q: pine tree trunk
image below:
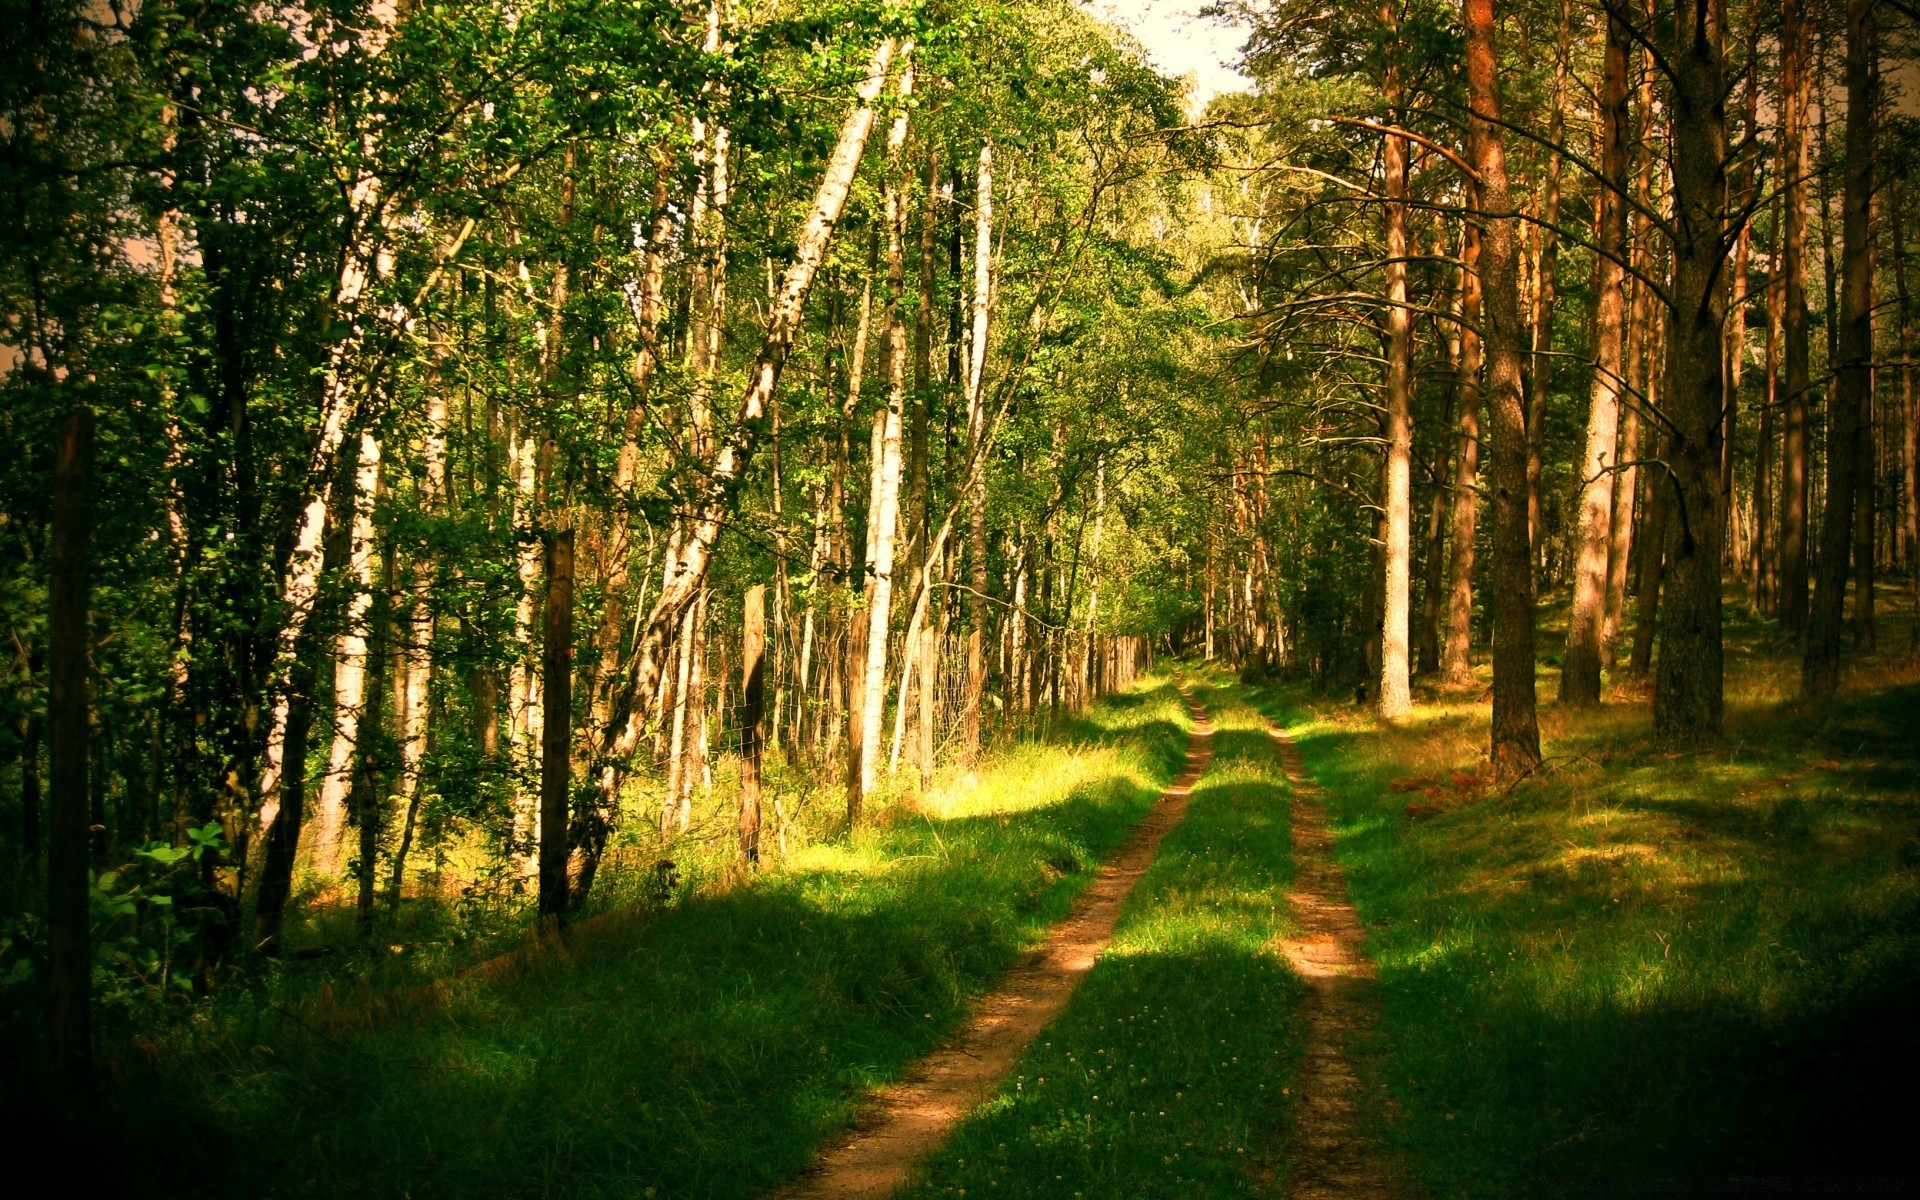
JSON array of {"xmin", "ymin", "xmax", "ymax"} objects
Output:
[
  {"xmin": 1562, "ymin": 8, "xmax": 1631, "ymax": 708},
  {"xmin": 1778, "ymin": 0, "xmax": 1814, "ymax": 633},
  {"xmin": 1377, "ymin": 34, "xmax": 1414, "ymax": 720},
  {"xmin": 1652, "ymin": 0, "xmax": 1730, "ymax": 745},
  {"xmin": 1442, "ymin": 217, "xmax": 1483, "ymax": 687},
  {"xmin": 1526, "ymin": 1, "xmax": 1570, "ymax": 559},
  {"xmin": 1893, "ymin": 176, "xmax": 1917, "ymax": 653},
  {"xmin": 1463, "ymin": 0, "xmax": 1542, "ymax": 776},
  {"xmin": 1804, "ymin": 0, "xmax": 1876, "ymax": 698}
]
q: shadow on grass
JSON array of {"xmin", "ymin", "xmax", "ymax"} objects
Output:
[
  {"xmin": 1239, "ymin": 675, "xmax": 1920, "ymax": 1198},
  {"xmin": 22, "ymin": 688, "xmax": 1192, "ymax": 1199}
]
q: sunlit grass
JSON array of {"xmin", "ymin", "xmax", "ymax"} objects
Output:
[
  {"xmin": 76, "ymin": 680, "xmax": 1193, "ymax": 1200},
  {"xmin": 903, "ymin": 681, "xmax": 1308, "ymax": 1200},
  {"xmin": 1238, "ymin": 594, "xmax": 1920, "ymax": 1196}
]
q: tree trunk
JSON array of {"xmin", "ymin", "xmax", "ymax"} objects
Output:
[
  {"xmin": 1893, "ymin": 175, "xmax": 1917, "ymax": 654},
  {"xmin": 857, "ymin": 63, "xmax": 914, "ymax": 806},
  {"xmin": 539, "ymin": 530, "xmax": 574, "ymax": 923},
  {"xmin": 1778, "ymin": 0, "xmax": 1814, "ymax": 633},
  {"xmin": 1526, "ymin": 0, "xmax": 1571, "ymax": 559},
  {"xmin": 1441, "ymin": 216, "xmax": 1483, "ymax": 687},
  {"xmin": 1463, "ymin": 0, "xmax": 1542, "ymax": 776},
  {"xmin": 313, "ymin": 433, "xmax": 382, "ymax": 876},
  {"xmin": 962, "ymin": 141, "xmax": 995, "ymax": 755},
  {"xmin": 1755, "ymin": 190, "xmax": 1783, "ymax": 615},
  {"xmin": 1804, "ymin": 0, "xmax": 1875, "ymax": 699},
  {"xmin": 1652, "ymin": 0, "xmax": 1730, "ymax": 745},
  {"xmin": 739, "ymin": 584, "xmax": 766, "ymax": 866},
  {"xmin": 386, "ymin": 376, "xmax": 447, "ymax": 909},
  {"xmin": 352, "ymin": 545, "xmax": 394, "ymax": 938},
  {"xmin": 1562, "ymin": 7, "xmax": 1631, "ymax": 708},
  {"xmin": 1377, "ymin": 30, "xmax": 1414, "ymax": 721},
  {"xmin": 48, "ymin": 407, "xmax": 92, "ymax": 1077}
]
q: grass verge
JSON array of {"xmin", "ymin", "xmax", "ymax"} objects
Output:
[
  {"xmin": 901, "ymin": 678, "xmax": 1308, "ymax": 1200},
  {"xmin": 65, "ymin": 680, "xmax": 1191, "ymax": 1199},
  {"xmin": 1238, "ymin": 611, "xmax": 1920, "ymax": 1197}
]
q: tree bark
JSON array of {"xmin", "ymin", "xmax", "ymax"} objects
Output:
[
  {"xmin": 1653, "ymin": 0, "xmax": 1730, "ymax": 745},
  {"xmin": 1463, "ymin": 0, "xmax": 1541, "ymax": 776},
  {"xmin": 1803, "ymin": 0, "xmax": 1875, "ymax": 699},
  {"xmin": 962, "ymin": 141, "xmax": 995, "ymax": 755},
  {"xmin": 539, "ymin": 530, "xmax": 573, "ymax": 923},
  {"xmin": 858, "ymin": 62, "xmax": 915, "ymax": 806},
  {"xmin": 1526, "ymin": 0, "xmax": 1571, "ymax": 558},
  {"xmin": 1441, "ymin": 217, "xmax": 1483, "ymax": 687},
  {"xmin": 48, "ymin": 407, "xmax": 92, "ymax": 1077},
  {"xmin": 1778, "ymin": 0, "xmax": 1814, "ymax": 633},
  {"xmin": 312, "ymin": 432, "xmax": 382, "ymax": 876},
  {"xmin": 739, "ymin": 584, "xmax": 766, "ymax": 866},
  {"xmin": 1377, "ymin": 22, "xmax": 1414, "ymax": 721},
  {"xmin": 1562, "ymin": 7, "xmax": 1631, "ymax": 707},
  {"xmin": 1893, "ymin": 174, "xmax": 1917, "ymax": 654}
]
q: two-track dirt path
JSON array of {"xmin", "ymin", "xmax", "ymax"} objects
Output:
[
  {"xmin": 771, "ymin": 685, "xmax": 1215, "ymax": 1200},
  {"xmin": 1266, "ymin": 719, "xmax": 1402, "ymax": 1198}
]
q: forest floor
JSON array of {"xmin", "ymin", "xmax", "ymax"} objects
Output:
[{"xmin": 1236, "ymin": 589, "xmax": 1920, "ymax": 1197}]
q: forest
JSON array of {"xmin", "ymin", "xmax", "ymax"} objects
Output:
[{"xmin": 3, "ymin": 0, "xmax": 1917, "ymax": 1194}]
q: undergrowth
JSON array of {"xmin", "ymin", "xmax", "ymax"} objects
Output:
[{"xmin": 35, "ymin": 679, "xmax": 1192, "ymax": 1200}]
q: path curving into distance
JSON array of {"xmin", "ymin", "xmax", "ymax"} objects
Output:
[
  {"xmin": 771, "ymin": 684, "xmax": 1215, "ymax": 1200},
  {"xmin": 1266, "ymin": 718, "xmax": 1402, "ymax": 1198}
]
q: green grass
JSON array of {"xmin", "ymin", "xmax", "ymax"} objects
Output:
[
  {"xmin": 73, "ymin": 680, "xmax": 1191, "ymax": 1199},
  {"xmin": 1238, "ymin": 604, "xmax": 1920, "ymax": 1197},
  {"xmin": 900, "ymin": 679, "xmax": 1308, "ymax": 1200}
]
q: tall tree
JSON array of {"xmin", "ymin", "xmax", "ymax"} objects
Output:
[
  {"xmin": 1376, "ymin": 2, "xmax": 1414, "ymax": 722},
  {"xmin": 1463, "ymin": 0, "xmax": 1541, "ymax": 776},
  {"xmin": 1804, "ymin": 0, "xmax": 1877, "ymax": 699},
  {"xmin": 1778, "ymin": 0, "xmax": 1814, "ymax": 633},
  {"xmin": 1652, "ymin": 0, "xmax": 1731, "ymax": 744},
  {"xmin": 1562, "ymin": 7, "xmax": 1632, "ymax": 708}
]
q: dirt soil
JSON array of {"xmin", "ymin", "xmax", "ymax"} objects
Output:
[{"xmin": 1266, "ymin": 720, "xmax": 1403, "ymax": 1199}]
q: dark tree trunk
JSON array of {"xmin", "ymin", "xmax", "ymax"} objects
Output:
[
  {"xmin": 1804, "ymin": 0, "xmax": 1876, "ymax": 698},
  {"xmin": 1652, "ymin": 0, "xmax": 1731, "ymax": 745},
  {"xmin": 250, "ymin": 657, "xmax": 315, "ymax": 952},
  {"xmin": 540, "ymin": 530, "xmax": 574, "ymax": 920},
  {"xmin": 1778, "ymin": 0, "xmax": 1814, "ymax": 633},
  {"xmin": 739, "ymin": 583, "xmax": 767, "ymax": 867},
  {"xmin": 1463, "ymin": 0, "xmax": 1541, "ymax": 777},
  {"xmin": 1442, "ymin": 219, "xmax": 1483, "ymax": 686},
  {"xmin": 48, "ymin": 407, "xmax": 93, "ymax": 1077}
]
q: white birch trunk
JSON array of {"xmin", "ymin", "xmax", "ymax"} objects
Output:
[{"xmin": 311, "ymin": 432, "xmax": 381, "ymax": 876}]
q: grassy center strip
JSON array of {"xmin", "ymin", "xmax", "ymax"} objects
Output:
[
  {"xmin": 104, "ymin": 683, "xmax": 1193, "ymax": 1200},
  {"xmin": 900, "ymin": 679, "xmax": 1307, "ymax": 1200}
]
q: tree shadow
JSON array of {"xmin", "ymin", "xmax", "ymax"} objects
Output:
[{"xmin": 1241, "ymin": 677, "xmax": 1920, "ymax": 1196}]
